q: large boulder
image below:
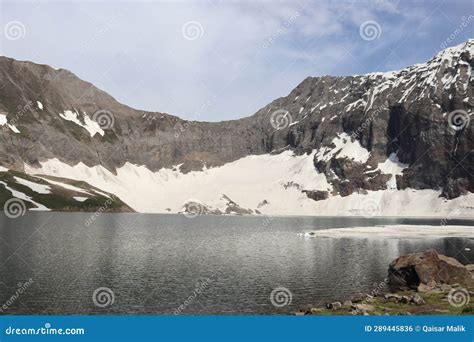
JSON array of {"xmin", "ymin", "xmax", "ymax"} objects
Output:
[{"xmin": 387, "ymin": 250, "xmax": 470, "ymax": 291}]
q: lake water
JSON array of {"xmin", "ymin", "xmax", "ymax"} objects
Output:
[{"xmin": 0, "ymin": 213, "xmax": 473, "ymax": 315}]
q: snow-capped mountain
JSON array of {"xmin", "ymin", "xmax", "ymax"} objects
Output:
[{"xmin": 0, "ymin": 40, "xmax": 472, "ymax": 216}]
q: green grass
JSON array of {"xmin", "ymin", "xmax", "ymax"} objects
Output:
[
  {"xmin": 0, "ymin": 171, "xmax": 132, "ymax": 212},
  {"xmin": 304, "ymin": 289, "xmax": 474, "ymax": 316}
]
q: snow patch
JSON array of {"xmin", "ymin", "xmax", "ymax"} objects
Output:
[
  {"xmin": 316, "ymin": 132, "xmax": 370, "ymax": 163},
  {"xmin": 24, "ymin": 157, "xmax": 474, "ymax": 217},
  {"xmin": 13, "ymin": 176, "xmax": 51, "ymax": 194},
  {"xmin": 0, "ymin": 114, "xmax": 20, "ymax": 134},
  {"xmin": 375, "ymin": 153, "xmax": 409, "ymax": 189},
  {"xmin": 305, "ymin": 225, "xmax": 474, "ymax": 239},
  {"xmin": 59, "ymin": 110, "xmax": 104, "ymax": 137},
  {"xmin": 0, "ymin": 181, "xmax": 49, "ymax": 211},
  {"xmin": 34, "ymin": 177, "xmax": 92, "ymax": 196},
  {"xmin": 25, "ymin": 151, "xmax": 331, "ymax": 214},
  {"xmin": 73, "ymin": 196, "xmax": 88, "ymax": 202}
]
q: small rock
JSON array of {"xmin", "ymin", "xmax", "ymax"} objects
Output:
[
  {"xmin": 343, "ymin": 300, "xmax": 352, "ymax": 307},
  {"xmin": 385, "ymin": 293, "xmax": 402, "ymax": 301},
  {"xmin": 417, "ymin": 283, "xmax": 434, "ymax": 293},
  {"xmin": 465, "ymin": 264, "xmax": 474, "ymax": 272},
  {"xmin": 437, "ymin": 283, "xmax": 452, "ymax": 292},
  {"xmin": 351, "ymin": 295, "xmax": 364, "ymax": 303},
  {"xmin": 310, "ymin": 307, "xmax": 324, "ymax": 314},
  {"xmin": 352, "ymin": 304, "xmax": 375, "ymax": 312},
  {"xmin": 410, "ymin": 294, "xmax": 425, "ymax": 306},
  {"xmin": 400, "ymin": 296, "xmax": 411, "ymax": 304},
  {"xmin": 326, "ymin": 301, "xmax": 342, "ymax": 310}
]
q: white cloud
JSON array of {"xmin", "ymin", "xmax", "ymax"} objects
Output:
[{"xmin": 0, "ymin": 0, "xmax": 470, "ymax": 121}]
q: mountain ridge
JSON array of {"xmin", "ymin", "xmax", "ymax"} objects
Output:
[{"xmin": 0, "ymin": 40, "xmax": 472, "ymax": 215}]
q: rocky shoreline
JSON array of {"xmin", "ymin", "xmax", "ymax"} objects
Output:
[{"xmin": 297, "ymin": 250, "xmax": 474, "ymax": 316}]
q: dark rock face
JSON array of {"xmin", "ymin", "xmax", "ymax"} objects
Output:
[
  {"xmin": 387, "ymin": 249, "xmax": 470, "ymax": 291},
  {"xmin": 302, "ymin": 190, "xmax": 329, "ymax": 201},
  {"xmin": 0, "ymin": 40, "xmax": 472, "ymax": 199}
]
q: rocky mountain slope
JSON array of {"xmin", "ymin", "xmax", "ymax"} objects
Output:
[
  {"xmin": 0, "ymin": 167, "xmax": 132, "ymax": 214},
  {"xmin": 0, "ymin": 40, "xmax": 472, "ymax": 216}
]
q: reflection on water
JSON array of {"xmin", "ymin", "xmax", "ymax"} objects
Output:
[{"xmin": 0, "ymin": 213, "xmax": 472, "ymax": 315}]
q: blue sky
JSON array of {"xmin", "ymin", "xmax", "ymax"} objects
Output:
[{"xmin": 0, "ymin": 0, "xmax": 472, "ymax": 121}]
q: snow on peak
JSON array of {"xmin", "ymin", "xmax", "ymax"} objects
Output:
[
  {"xmin": 59, "ymin": 110, "xmax": 104, "ymax": 137},
  {"xmin": 436, "ymin": 39, "xmax": 473, "ymax": 60}
]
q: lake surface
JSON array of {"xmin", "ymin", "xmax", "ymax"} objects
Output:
[{"xmin": 0, "ymin": 213, "xmax": 473, "ymax": 315}]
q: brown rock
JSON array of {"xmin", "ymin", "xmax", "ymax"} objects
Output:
[
  {"xmin": 302, "ymin": 190, "xmax": 329, "ymax": 201},
  {"xmin": 351, "ymin": 303, "xmax": 375, "ymax": 315},
  {"xmin": 384, "ymin": 293, "xmax": 402, "ymax": 302},
  {"xmin": 417, "ymin": 283, "xmax": 434, "ymax": 293},
  {"xmin": 387, "ymin": 250, "xmax": 470, "ymax": 291},
  {"xmin": 400, "ymin": 296, "xmax": 411, "ymax": 304},
  {"xmin": 343, "ymin": 300, "xmax": 353, "ymax": 307},
  {"xmin": 410, "ymin": 294, "xmax": 425, "ymax": 306}
]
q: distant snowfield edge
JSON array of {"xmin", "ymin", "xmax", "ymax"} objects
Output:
[{"xmin": 23, "ymin": 150, "xmax": 474, "ymax": 218}]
